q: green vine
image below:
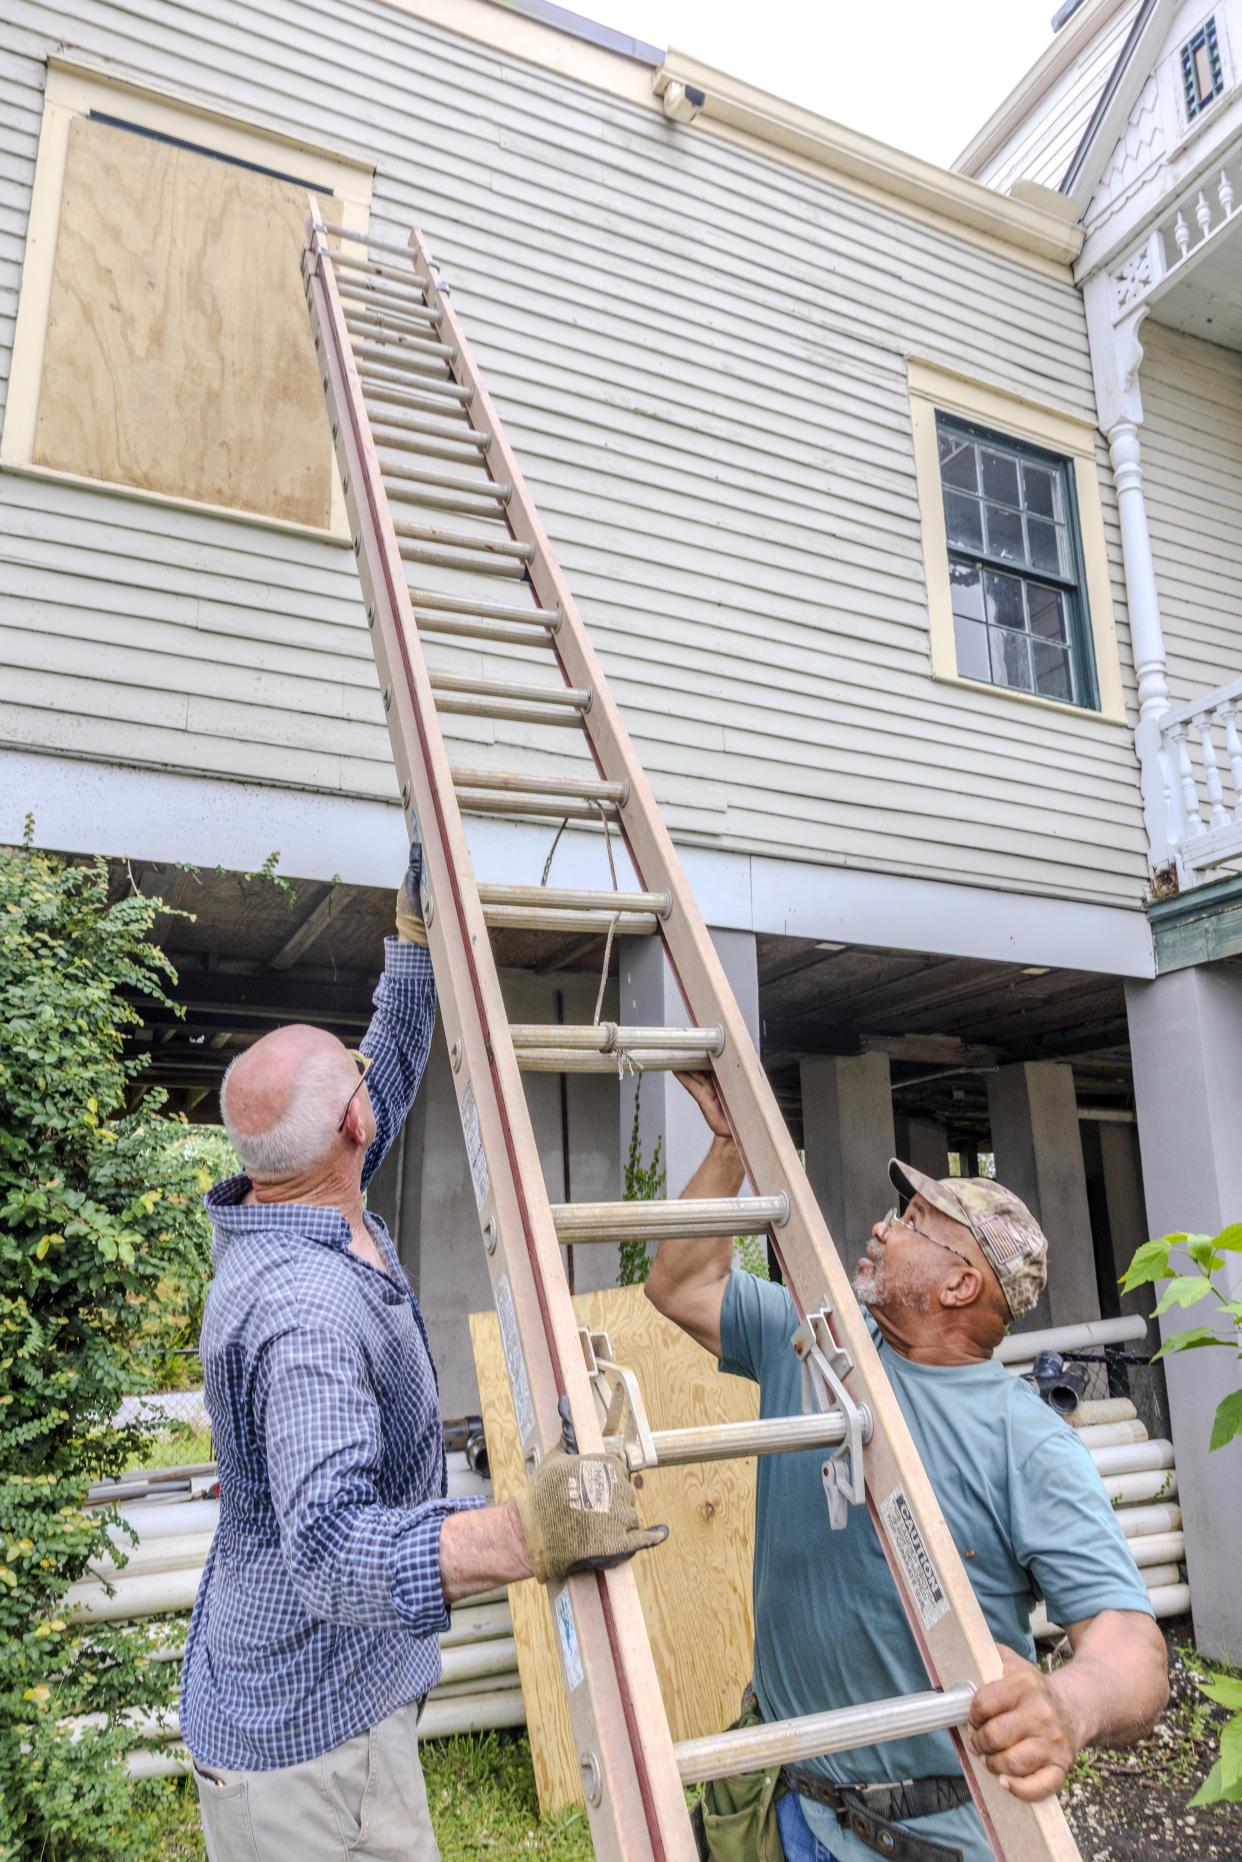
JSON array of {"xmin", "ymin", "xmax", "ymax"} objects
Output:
[{"xmin": 617, "ymin": 1085, "xmax": 665, "ymax": 1287}]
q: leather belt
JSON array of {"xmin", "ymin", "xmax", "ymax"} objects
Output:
[{"xmin": 780, "ymin": 1765, "xmax": 969, "ymax": 1862}]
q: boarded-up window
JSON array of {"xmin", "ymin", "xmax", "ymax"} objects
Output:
[{"xmin": 32, "ymin": 115, "xmax": 339, "ymax": 528}]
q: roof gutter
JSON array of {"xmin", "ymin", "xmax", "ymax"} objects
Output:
[{"xmin": 653, "ymin": 51, "xmax": 1084, "ymax": 268}]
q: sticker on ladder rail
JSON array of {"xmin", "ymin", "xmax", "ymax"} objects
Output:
[
  {"xmin": 458, "ymin": 1081, "xmax": 490, "ymax": 1210},
  {"xmin": 553, "ymin": 1585, "xmax": 584, "ymax": 1692},
  {"xmin": 495, "ymin": 1274, "xmax": 535, "ymax": 1446},
  {"xmin": 878, "ymin": 1487, "xmax": 950, "ymax": 1630}
]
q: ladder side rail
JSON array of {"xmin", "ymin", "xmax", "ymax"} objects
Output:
[
  {"xmin": 303, "ymin": 211, "xmax": 693, "ymax": 1862},
  {"xmin": 407, "ymin": 225, "xmax": 1079, "ymax": 1862}
]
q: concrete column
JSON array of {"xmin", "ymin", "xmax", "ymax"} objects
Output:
[
  {"xmin": 903, "ymin": 1117, "xmax": 950, "ymax": 1182},
  {"xmin": 1097, "ymin": 1120, "xmax": 1155, "ymax": 1336},
  {"xmin": 618, "ymin": 929, "xmax": 760, "ymax": 1200},
  {"xmin": 986, "ymin": 1061, "xmax": 1099, "ymax": 1329},
  {"xmin": 1126, "ymin": 966, "xmax": 1242, "ymax": 1662},
  {"xmin": 800, "ymin": 1052, "xmax": 895, "ymax": 1260}
]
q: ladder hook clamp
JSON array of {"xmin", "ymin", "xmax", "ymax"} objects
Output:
[{"xmin": 793, "ymin": 1306, "xmax": 868, "ymax": 1531}]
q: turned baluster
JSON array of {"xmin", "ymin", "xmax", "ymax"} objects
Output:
[
  {"xmin": 1221, "ymin": 699, "xmax": 1242, "ymax": 825},
  {"xmin": 1220, "ymin": 169, "xmax": 1235, "ymax": 218},
  {"xmin": 1169, "ymin": 721, "xmax": 1206, "ymax": 836},
  {"xmin": 1196, "ymin": 712, "xmax": 1229, "ymax": 828},
  {"xmin": 1174, "ymin": 209, "xmax": 1191, "ymax": 259},
  {"xmin": 1196, "ymin": 189, "xmax": 1213, "ymax": 241}
]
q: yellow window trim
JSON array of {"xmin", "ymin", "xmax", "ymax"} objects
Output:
[
  {"xmin": 2, "ymin": 57, "xmax": 374, "ymax": 541},
  {"xmin": 907, "ymin": 359, "xmax": 1127, "ymax": 726}
]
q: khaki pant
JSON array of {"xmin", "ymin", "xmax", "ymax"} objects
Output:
[{"xmin": 192, "ymin": 1699, "xmax": 440, "ymax": 1861}]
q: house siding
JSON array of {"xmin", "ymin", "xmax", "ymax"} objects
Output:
[
  {"xmin": 0, "ymin": 0, "xmax": 1149, "ymax": 905},
  {"xmin": 972, "ymin": 2, "xmax": 1142, "ymax": 194},
  {"xmin": 1140, "ymin": 320, "xmax": 1242, "ymax": 705}
]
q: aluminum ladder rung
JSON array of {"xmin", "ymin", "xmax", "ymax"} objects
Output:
[
  {"xmin": 353, "ymin": 339, "xmax": 457, "ymax": 380},
  {"xmin": 429, "ymin": 672, "xmax": 588, "ymax": 708},
  {"xmin": 337, "ymin": 280, "xmax": 442, "ymax": 325},
  {"xmin": 385, "ymin": 482, "xmax": 512, "ymax": 521},
  {"xmin": 481, "ymin": 903, "xmax": 657, "ymax": 934},
  {"xmin": 329, "ymin": 249, "xmax": 434, "ymax": 291},
  {"xmin": 366, "ymin": 389, "xmax": 476, "ymax": 429},
  {"xmin": 401, "ymin": 545, "xmax": 527, "ymax": 580},
  {"xmin": 479, "ymin": 883, "xmax": 663, "ymax": 914},
  {"xmin": 413, "ymin": 591, "xmax": 558, "ymax": 625},
  {"xmin": 451, "ymin": 765, "xmax": 620, "ymax": 800},
  {"xmin": 314, "ymin": 218, "xmax": 425, "ymax": 260},
  {"xmin": 510, "ymin": 1023, "xmax": 721, "ymax": 1053},
  {"xmin": 551, "ymin": 1195, "xmax": 789, "ymax": 1245},
  {"xmin": 385, "ymin": 462, "xmax": 511, "ymax": 502},
  {"xmin": 345, "ymin": 303, "xmax": 445, "ymax": 342},
  {"xmin": 674, "ymin": 1686, "xmax": 976, "ymax": 1786},
  {"xmin": 414, "ymin": 611, "xmax": 556, "ymax": 646},
  {"xmin": 360, "ymin": 367, "xmax": 471, "ymax": 405},
  {"xmin": 606, "ymin": 1412, "xmax": 851, "ymax": 1468},
  {"xmin": 373, "ymin": 418, "xmax": 490, "ymax": 460},
  {"xmin": 345, "ymin": 319, "xmax": 456, "ymax": 361},
  {"xmin": 455, "ymin": 789, "xmax": 621, "ymax": 822},
  {"xmin": 394, "ymin": 520, "xmax": 531, "ymax": 560}
]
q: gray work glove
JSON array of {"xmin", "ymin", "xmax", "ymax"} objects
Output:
[
  {"xmin": 394, "ymin": 838, "xmax": 428, "ymax": 946},
  {"xmin": 516, "ymin": 1449, "xmax": 668, "ymax": 1584}
]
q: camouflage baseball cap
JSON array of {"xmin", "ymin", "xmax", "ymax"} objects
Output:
[{"xmin": 888, "ymin": 1159, "xmax": 1048, "ymax": 1322}]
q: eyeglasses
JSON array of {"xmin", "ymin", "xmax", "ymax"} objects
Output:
[
  {"xmin": 338, "ymin": 1050, "xmax": 373, "ymax": 1133},
  {"xmin": 880, "ymin": 1207, "xmax": 977, "ymax": 1271}
]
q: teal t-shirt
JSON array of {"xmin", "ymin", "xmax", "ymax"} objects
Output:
[{"xmin": 719, "ymin": 1270, "xmax": 1153, "ymax": 1862}]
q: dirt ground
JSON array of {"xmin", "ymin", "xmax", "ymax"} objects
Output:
[{"xmin": 1061, "ymin": 1620, "xmax": 1242, "ymax": 1860}]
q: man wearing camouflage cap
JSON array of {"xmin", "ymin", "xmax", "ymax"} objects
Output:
[{"xmin": 647, "ymin": 1076, "xmax": 1169, "ymax": 1862}]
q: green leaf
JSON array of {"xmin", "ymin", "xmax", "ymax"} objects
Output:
[
  {"xmin": 1223, "ymin": 1715, "xmax": 1242, "ymax": 1794},
  {"xmin": 1152, "ymin": 1325, "xmax": 1227, "ymax": 1360},
  {"xmin": 1203, "ymin": 1678, "xmax": 1242, "ymax": 1711},
  {"xmin": 1214, "ymin": 1223, "xmax": 1242, "ymax": 1254},
  {"xmin": 1151, "ymin": 1275, "xmax": 1214, "ymax": 1317},
  {"xmin": 1188, "ymin": 1236, "xmax": 1224, "ymax": 1272},
  {"xmin": 1210, "ymin": 1389, "xmax": 1242, "ymax": 1452},
  {"xmin": 1191, "ymin": 1759, "xmax": 1227, "ymax": 1807},
  {"xmin": 1119, "ymin": 1236, "xmax": 1174, "ymax": 1291}
]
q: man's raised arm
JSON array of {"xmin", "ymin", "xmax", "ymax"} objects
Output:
[
  {"xmin": 644, "ymin": 1072, "xmax": 743, "ymax": 1360},
  {"xmin": 360, "ymin": 843, "xmax": 438, "ymax": 1187}
]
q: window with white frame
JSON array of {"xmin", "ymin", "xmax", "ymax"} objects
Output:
[{"xmin": 936, "ymin": 415, "xmax": 1098, "ymax": 709}]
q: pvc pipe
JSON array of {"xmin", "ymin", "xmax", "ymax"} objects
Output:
[
  {"xmin": 1070, "ymin": 1399, "xmax": 1138, "ymax": 1428},
  {"xmin": 92, "ymin": 1533, "xmax": 215, "ymax": 1582},
  {"xmin": 419, "ymin": 1689, "xmax": 527, "ymax": 1739},
  {"xmin": 1074, "ymin": 1420, "xmax": 1148, "ymax": 1449},
  {"xmin": 65, "ymin": 1566, "xmax": 202, "ymax": 1622},
  {"xmin": 1115, "ymin": 1502, "xmax": 1181, "ymax": 1538},
  {"xmin": 1140, "ymin": 1564, "xmax": 1183, "ymax": 1591},
  {"xmin": 440, "ymin": 1603, "xmax": 513, "ymax": 1648},
  {"xmin": 995, "ymin": 1316, "xmax": 1148, "ymax": 1364},
  {"xmin": 1088, "ymin": 1440, "xmax": 1175, "ymax": 1478},
  {"xmin": 1102, "ymin": 1469, "xmax": 1178, "ymax": 1507},
  {"xmin": 438, "ymin": 1637, "xmax": 519, "ymax": 1688},
  {"xmin": 430, "ymin": 1671, "xmax": 521, "ymax": 1702},
  {"xmin": 116, "ymin": 1499, "xmax": 219, "ymax": 1541},
  {"xmin": 1128, "ymin": 1532, "xmax": 1186, "ymax": 1568},
  {"xmin": 127, "ymin": 1748, "xmax": 191, "ymax": 1779}
]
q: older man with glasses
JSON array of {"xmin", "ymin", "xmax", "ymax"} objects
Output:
[
  {"xmin": 647, "ymin": 1073, "xmax": 1168, "ymax": 1862},
  {"xmin": 181, "ymin": 845, "xmax": 664, "ymax": 1861}
]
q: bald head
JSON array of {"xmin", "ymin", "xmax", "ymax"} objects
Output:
[{"xmin": 220, "ymin": 1024, "xmax": 361, "ymax": 1179}]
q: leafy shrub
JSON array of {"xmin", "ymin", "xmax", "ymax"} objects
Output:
[{"xmin": 0, "ymin": 831, "xmax": 219, "ymax": 1859}]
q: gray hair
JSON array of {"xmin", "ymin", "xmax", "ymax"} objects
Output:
[{"xmin": 220, "ymin": 1048, "xmax": 352, "ymax": 1177}]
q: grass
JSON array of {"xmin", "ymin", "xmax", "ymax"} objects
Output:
[
  {"xmin": 127, "ymin": 1426, "xmax": 214, "ymax": 1472},
  {"xmin": 145, "ymin": 1731, "xmax": 594, "ymax": 1859}
]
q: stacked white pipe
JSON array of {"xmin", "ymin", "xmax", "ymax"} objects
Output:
[
  {"xmin": 994, "ymin": 1315, "xmax": 1189, "ymax": 1636},
  {"xmin": 66, "ymin": 1451, "xmax": 522, "ymax": 1778}
]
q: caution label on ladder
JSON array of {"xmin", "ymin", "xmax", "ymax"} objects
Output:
[
  {"xmin": 554, "ymin": 1585, "xmax": 584, "ymax": 1691},
  {"xmin": 459, "ymin": 1082, "xmax": 490, "ymax": 1210},
  {"xmin": 879, "ymin": 1488, "xmax": 950, "ymax": 1630},
  {"xmin": 495, "ymin": 1273, "xmax": 535, "ymax": 1446}
]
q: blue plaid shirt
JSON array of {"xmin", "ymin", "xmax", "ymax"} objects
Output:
[{"xmin": 181, "ymin": 937, "xmax": 485, "ymax": 1770}]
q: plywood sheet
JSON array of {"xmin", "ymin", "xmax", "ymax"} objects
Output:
[
  {"xmin": 470, "ymin": 1284, "xmax": 759, "ymax": 1811},
  {"xmin": 34, "ymin": 116, "xmax": 336, "ymax": 527}
]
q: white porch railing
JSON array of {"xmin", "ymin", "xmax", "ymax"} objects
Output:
[
  {"xmin": 1142, "ymin": 677, "xmax": 1242, "ymax": 883},
  {"xmin": 1111, "ymin": 147, "xmax": 1242, "ymax": 322}
]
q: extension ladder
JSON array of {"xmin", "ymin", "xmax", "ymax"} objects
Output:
[{"xmin": 301, "ymin": 211, "xmax": 1081, "ymax": 1862}]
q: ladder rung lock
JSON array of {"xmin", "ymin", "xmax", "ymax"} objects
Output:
[
  {"xmin": 613, "ymin": 1413, "xmax": 851, "ymax": 1468},
  {"xmin": 673, "ymin": 1685, "xmax": 976, "ymax": 1786},
  {"xmin": 451, "ymin": 766, "xmax": 620, "ymax": 801},
  {"xmin": 551, "ymin": 1195, "xmax": 789, "ymax": 1244},
  {"xmin": 479, "ymin": 903, "xmax": 655, "ymax": 933},
  {"xmin": 412, "ymin": 592, "xmax": 558, "ymax": 625},
  {"xmin": 429, "ymin": 673, "xmax": 589, "ymax": 709},
  {"xmin": 395, "ymin": 521, "xmax": 531, "ymax": 559},
  {"xmin": 509, "ymin": 1022, "xmax": 721, "ymax": 1052},
  {"xmin": 516, "ymin": 1048, "xmax": 712, "ymax": 1073},
  {"xmin": 478, "ymin": 884, "xmax": 664, "ymax": 913},
  {"xmin": 456, "ymin": 792, "xmax": 624, "ymax": 824}
]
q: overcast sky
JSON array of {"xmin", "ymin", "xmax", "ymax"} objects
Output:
[{"xmin": 572, "ymin": 0, "xmax": 1062, "ymax": 167}]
